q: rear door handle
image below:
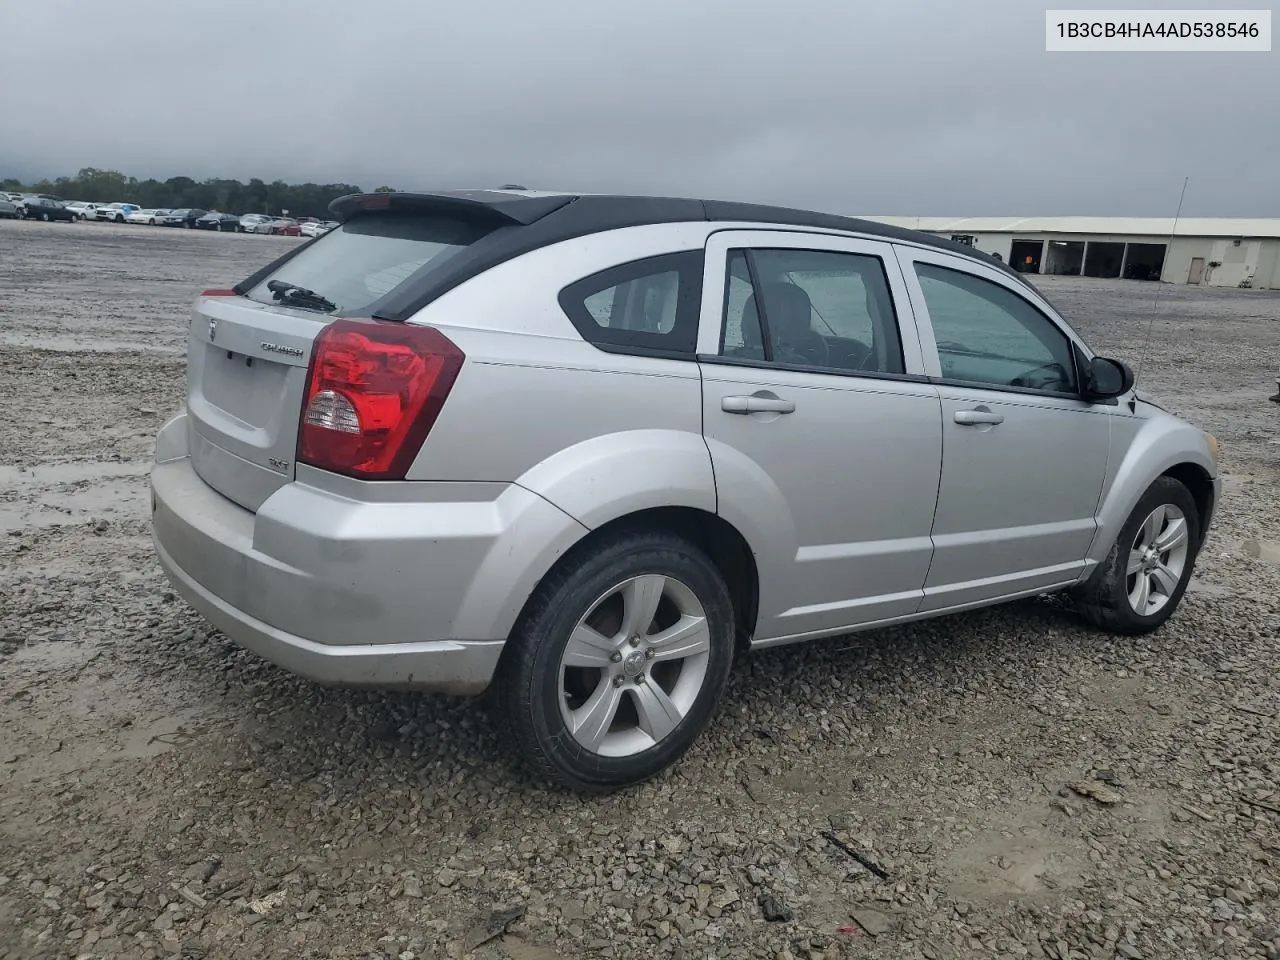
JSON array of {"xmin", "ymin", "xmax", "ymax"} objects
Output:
[
  {"xmin": 954, "ymin": 408, "xmax": 1005, "ymax": 426},
  {"xmin": 722, "ymin": 395, "xmax": 796, "ymax": 415}
]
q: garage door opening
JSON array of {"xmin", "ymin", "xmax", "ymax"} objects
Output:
[
  {"xmin": 1123, "ymin": 243, "xmax": 1166, "ymax": 281},
  {"xmin": 1083, "ymin": 242, "xmax": 1125, "ymax": 278},
  {"xmin": 1044, "ymin": 240, "xmax": 1085, "ymax": 275},
  {"xmin": 1010, "ymin": 239, "xmax": 1042, "ymax": 273}
]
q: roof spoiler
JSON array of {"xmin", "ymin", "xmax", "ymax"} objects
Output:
[{"xmin": 329, "ymin": 190, "xmax": 574, "ymax": 226}]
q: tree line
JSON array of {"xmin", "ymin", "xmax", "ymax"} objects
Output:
[{"xmin": 1, "ymin": 168, "xmax": 399, "ymax": 219}]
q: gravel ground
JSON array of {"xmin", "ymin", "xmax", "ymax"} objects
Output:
[{"xmin": 1, "ymin": 218, "xmax": 1278, "ymax": 960}]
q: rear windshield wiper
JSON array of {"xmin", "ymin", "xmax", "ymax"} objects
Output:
[{"xmin": 267, "ymin": 279, "xmax": 337, "ymax": 313}]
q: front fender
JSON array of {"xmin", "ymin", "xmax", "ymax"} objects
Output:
[
  {"xmin": 1088, "ymin": 411, "xmax": 1217, "ymax": 566},
  {"xmin": 514, "ymin": 429, "xmax": 716, "ymax": 530}
]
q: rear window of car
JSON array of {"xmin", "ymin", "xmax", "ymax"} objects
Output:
[{"xmin": 242, "ymin": 214, "xmax": 495, "ymax": 316}]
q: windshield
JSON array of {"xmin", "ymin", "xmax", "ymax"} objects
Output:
[{"xmin": 243, "ymin": 213, "xmax": 494, "ymax": 316}]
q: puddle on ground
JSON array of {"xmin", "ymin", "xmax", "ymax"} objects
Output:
[
  {"xmin": 1186, "ymin": 579, "xmax": 1237, "ymax": 599},
  {"xmin": 943, "ymin": 817, "xmax": 1087, "ymax": 904},
  {"xmin": 1242, "ymin": 539, "xmax": 1280, "ymax": 567},
  {"xmin": 0, "ymin": 462, "xmax": 151, "ymax": 534}
]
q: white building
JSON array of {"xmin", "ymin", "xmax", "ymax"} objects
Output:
[{"xmin": 864, "ymin": 216, "xmax": 1280, "ymax": 290}]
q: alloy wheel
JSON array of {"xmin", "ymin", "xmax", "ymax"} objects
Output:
[
  {"xmin": 557, "ymin": 574, "xmax": 711, "ymax": 757},
  {"xmin": 1126, "ymin": 503, "xmax": 1190, "ymax": 616}
]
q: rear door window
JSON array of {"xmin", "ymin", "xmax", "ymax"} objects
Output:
[
  {"xmin": 720, "ymin": 247, "xmax": 906, "ymax": 375},
  {"xmin": 242, "ymin": 214, "xmax": 495, "ymax": 316}
]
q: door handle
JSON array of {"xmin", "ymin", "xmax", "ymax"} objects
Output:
[
  {"xmin": 954, "ymin": 408, "xmax": 1005, "ymax": 426},
  {"xmin": 722, "ymin": 395, "xmax": 796, "ymax": 415}
]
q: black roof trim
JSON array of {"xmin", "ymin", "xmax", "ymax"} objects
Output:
[
  {"xmin": 303, "ymin": 189, "xmax": 1031, "ymax": 322},
  {"xmin": 329, "ymin": 190, "xmax": 573, "ymax": 225},
  {"xmin": 370, "ymin": 195, "xmax": 705, "ymax": 321},
  {"xmin": 698, "ymin": 198, "xmax": 1027, "ymax": 279}
]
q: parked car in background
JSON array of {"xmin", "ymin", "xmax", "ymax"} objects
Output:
[
  {"xmin": 268, "ymin": 217, "xmax": 301, "ymax": 236},
  {"xmin": 0, "ymin": 196, "xmax": 21, "ymax": 219},
  {"xmin": 238, "ymin": 213, "xmax": 274, "ymax": 233},
  {"xmin": 127, "ymin": 208, "xmax": 169, "ymax": 225},
  {"xmin": 244, "ymin": 215, "xmax": 288, "ymax": 235},
  {"xmin": 299, "ymin": 219, "xmax": 338, "ymax": 238},
  {"xmin": 22, "ymin": 197, "xmax": 78, "ymax": 222},
  {"xmin": 94, "ymin": 202, "xmax": 140, "ymax": 222},
  {"xmin": 64, "ymin": 202, "xmax": 98, "ymax": 220},
  {"xmin": 150, "ymin": 189, "xmax": 1221, "ymax": 791},
  {"xmin": 195, "ymin": 212, "xmax": 242, "ymax": 231},
  {"xmin": 161, "ymin": 208, "xmax": 207, "ymax": 228}
]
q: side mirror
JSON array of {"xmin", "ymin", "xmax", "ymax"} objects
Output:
[{"xmin": 1085, "ymin": 356, "xmax": 1134, "ymax": 401}]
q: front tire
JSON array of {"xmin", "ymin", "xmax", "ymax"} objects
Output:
[
  {"xmin": 1074, "ymin": 476, "xmax": 1201, "ymax": 635},
  {"xmin": 497, "ymin": 530, "xmax": 735, "ymax": 792}
]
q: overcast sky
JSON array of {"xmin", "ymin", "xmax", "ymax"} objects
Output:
[{"xmin": 2, "ymin": 0, "xmax": 1276, "ymax": 216}]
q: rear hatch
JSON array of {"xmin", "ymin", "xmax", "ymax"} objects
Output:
[
  {"xmin": 185, "ymin": 195, "xmax": 555, "ymax": 511},
  {"xmin": 186, "ymin": 296, "xmax": 327, "ymax": 510}
]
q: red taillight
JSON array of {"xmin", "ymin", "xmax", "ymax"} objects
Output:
[
  {"xmin": 297, "ymin": 319, "xmax": 464, "ymax": 480},
  {"xmin": 200, "ymin": 288, "xmax": 238, "ymax": 297}
]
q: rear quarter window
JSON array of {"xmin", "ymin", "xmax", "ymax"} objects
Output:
[
  {"xmin": 558, "ymin": 251, "xmax": 703, "ymax": 357},
  {"xmin": 242, "ymin": 214, "xmax": 495, "ymax": 316}
]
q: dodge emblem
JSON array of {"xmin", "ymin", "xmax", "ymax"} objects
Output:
[{"xmin": 209, "ymin": 318, "xmax": 218, "ymax": 343}]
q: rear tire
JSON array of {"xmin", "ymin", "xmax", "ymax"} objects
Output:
[
  {"xmin": 496, "ymin": 530, "xmax": 735, "ymax": 792},
  {"xmin": 40, "ymin": 212, "xmax": 50, "ymax": 222},
  {"xmin": 1073, "ymin": 476, "xmax": 1201, "ymax": 635}
]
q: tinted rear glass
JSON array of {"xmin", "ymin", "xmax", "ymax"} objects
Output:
[{"xmin": 243, "ymin": 214, "xmax": 493, "ymax": 315}]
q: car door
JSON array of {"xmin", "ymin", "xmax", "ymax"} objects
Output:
[
  {"xmin": 696, "ymin": 230, "xmax": 943, "ymax": 643},
  {"xmin": 895, "ymin": 245, "xmax": 1111, "ymax": 611}
]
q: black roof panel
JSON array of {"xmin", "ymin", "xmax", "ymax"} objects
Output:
[{"xmin": 322, "ymin": 190, "xmax": 1028, "ymax": 321}]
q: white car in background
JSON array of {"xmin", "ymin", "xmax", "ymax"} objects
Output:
[
  {"xmin": 299, "ymin": 220, "xmax": 337, "ymax": 238},
  {"xmin": 94, "ymin": 202, "xmax": 140, "ymax": 223},
  {"xmin": 64, "ymin": 201, "xmax": 98, "ymax": 220},
  {"xmin": 127, "ymin": 208, "xmax": 169, "ymax": 225}
]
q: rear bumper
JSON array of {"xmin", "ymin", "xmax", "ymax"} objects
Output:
[
  {"xmin": 150, "ymin": 411, "xmax": 587, "ymax": 693},
  {"xmin": 153, "ymin": 534, "xmax": 504, "ymax": 692}
]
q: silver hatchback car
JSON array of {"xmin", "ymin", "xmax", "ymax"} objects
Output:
[{"xmin": 151, "ymin": 189, "xmax": 1220, "ymax": 790}]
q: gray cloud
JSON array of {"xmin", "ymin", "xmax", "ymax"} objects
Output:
[{"xmin": 2, "ymin": 0, "xmax": 1276, "ymax": 216}]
